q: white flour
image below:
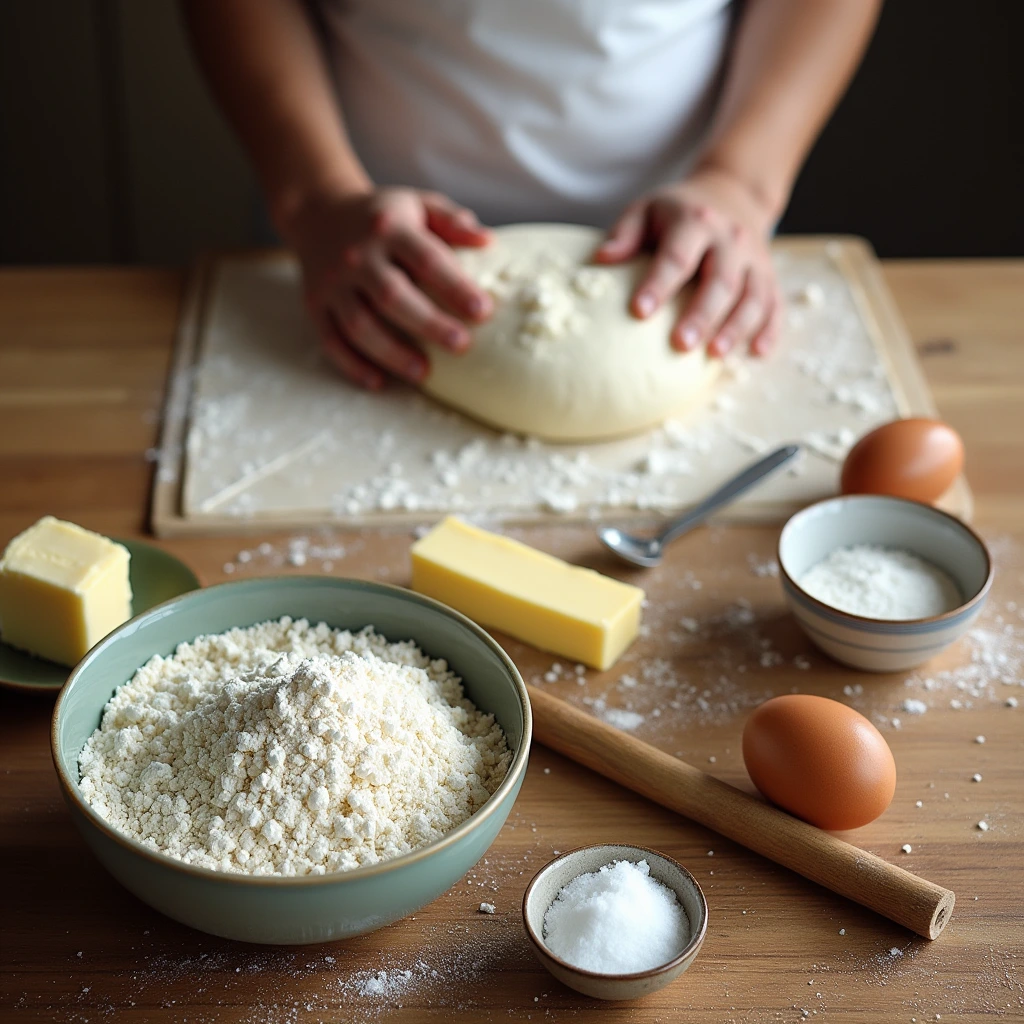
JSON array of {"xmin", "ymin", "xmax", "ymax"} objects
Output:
[
  {"xmin": 78, "ymin": 618, "xmax": 510, "ymax": 875},
  {"xmin": 799, "ymin": 545, "xmax": 961, "ymax": 620},
  {"xmin": 491, "ymin": 260, "xmax": 609, "ymax": 349}
]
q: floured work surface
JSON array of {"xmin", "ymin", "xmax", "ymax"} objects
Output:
[{"xmin": 152, "ymin": 237, "xmax": 971, "ymax": 536}]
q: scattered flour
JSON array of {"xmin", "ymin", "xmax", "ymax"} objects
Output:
[
  {"xmin": 598, "ymin": 707, "xmax": 646, "ymax": 732},
  {"xmin": 535, "ymin": 547, "xmax": 1020, "ymax": 749},
  {"xmin": 79, "ymin": 618, "xmax": 510, "ymax": 875},
  {"xmin": 748, "ymin": 554, "xmax": 780, "ymax": 578},
  {"xmin": 27, "ymin": 919, "xmax": 534, "ymax": 1024},
  {"xmin": 899, "ymin": 600, "xmax": 1023, "ymax": 711},
  {"xmin": 542, "ymin": 860, "xmax": 690, "ymax": 974},
  {"xmin": 798, "ymin": 545, "xmax": 961, "ymax": 620},
  {"xmin": 221, "ymin": 533, "xmax": 353, "ymax": 576}
]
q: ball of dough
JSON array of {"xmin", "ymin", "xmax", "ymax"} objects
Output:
[{"xmin": 421, "ymin": 223, "xmax": 719, "ymax": 442}]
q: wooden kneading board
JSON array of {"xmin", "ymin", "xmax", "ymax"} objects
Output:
[{"xmin": 151, "ymin": 237, "xmax": 972, "ymax": 537}]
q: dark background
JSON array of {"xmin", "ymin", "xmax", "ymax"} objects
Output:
[
  {"xmin": 1, "ymin": 0, "xmax": 1020, "ymax": 265},
  {"xmin": 779, "ymin": 1, "xmax": 1023, "ymax": 257}
]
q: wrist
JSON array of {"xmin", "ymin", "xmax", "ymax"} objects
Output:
[
  {"xmin": 269, "ymin": 168, "xmax": 373, "ymax": 241},
  {"xmin": 691, "ymin": 152, "xmax": 789, "ymax": 232}
]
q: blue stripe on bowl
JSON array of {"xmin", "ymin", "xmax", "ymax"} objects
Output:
[
  {"xmin": 781, "ymin": 577, "xmax": 980, "ymax": 635},
  {"xmin": 796, "ymin": 617, "xmax": 949, "ymax": 655}
]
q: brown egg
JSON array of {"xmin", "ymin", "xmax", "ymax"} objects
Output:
[
  {"xmin": 742, "ymin": 694, "xmax": 896, "ymax": 830},
  {"xmin": 840, "ymin": 418, "xmax": 964, "ymax": 503}
]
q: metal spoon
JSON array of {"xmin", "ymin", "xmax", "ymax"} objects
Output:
[{"xmin": 598, "ymin": 444, "xmax": 801, "ymax": 567}]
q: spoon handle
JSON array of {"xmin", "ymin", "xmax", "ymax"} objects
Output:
[{"xmin": 658, "ymin": 444, "xmax": 801, "ymax": 546}]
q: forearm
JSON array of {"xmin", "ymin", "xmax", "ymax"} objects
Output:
[
  {"xmin": 180, "ymin": 0, "xmax": 370, "ymax": 230},
  {"xmin": 697, "ymin": 0, "xmax": 883, "ymax": 222}
]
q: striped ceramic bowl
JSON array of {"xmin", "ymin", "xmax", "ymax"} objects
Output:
[{"xmin": 778, "ymin": 495, "xmax": 993, "ymax": 672}]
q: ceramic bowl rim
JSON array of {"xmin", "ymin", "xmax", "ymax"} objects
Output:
[
  {"xmin": 51, "ymin": 575, "xmax": 533, "ymax": 888},
  {"xmin": 521, "ymin": 843, "xmax": 709, "ymax": 982},
  {"xmin": 777, "ymin": 494, "xmax": 993, "ymax": 627}
]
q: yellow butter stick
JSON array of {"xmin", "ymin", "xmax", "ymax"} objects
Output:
[{"xmin": 411, "ymin": 517, "xmax": 643, "ymax": 671}]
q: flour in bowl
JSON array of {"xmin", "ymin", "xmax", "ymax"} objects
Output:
[
  {"xmin": 798, "ymin": 545, "xmax": 961, "ymax": 620},
  {"xmin": 78, "ymin": 617, "xmax": 511, "ymax": 876}
]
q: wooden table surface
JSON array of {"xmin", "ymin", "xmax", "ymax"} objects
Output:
[{"xmin": 1, "ymin": 259, "xmax": 1022, "ymax": 1024}]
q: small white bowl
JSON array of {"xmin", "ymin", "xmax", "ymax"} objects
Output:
[
  {"xmin": 522, "ymin": 844, "xmax": 708, "ymax": 1001},
  {"xmin": 778, "ymin": 495, "xmax": 992, "ymax": 672}
]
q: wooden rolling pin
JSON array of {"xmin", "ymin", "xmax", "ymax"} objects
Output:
[{"xmin": 527, "ymin": 685, "xmax": 955, "ymax": 940}]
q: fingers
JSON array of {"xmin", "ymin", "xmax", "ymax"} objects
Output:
[
  {"xmin": 421, "ymin": 192, "xmax": 490, "ymax": 247},
  {"xmin": 750, "ymin": 290, "xmax": 783, "ymax": 356},
  {"xmin": 310, "ymin": 306, "xmax": 386, "ymax": 391},
  {"xmin": 302, "ymin": 188, "xmax": 496, "ymax": 390},
  {"xmin": 389, "ymin": 228, "xmax": 492, "ymax": 322},
  {"xmin": 595, "ymin": 202, "xmax": 647, "ymax": 264},
  {"xmin": 334, "ymin": 297, "xmax": 429, "ymax": 383},
  {"xmin": 632, "ymin": 221, "xmax": 713, "ymax": 319},
  {"xmin": 705, "ymin": 272, "xmax": 767, "ymax": 358},
  {"xmin": 671, "ymin": 240, "xmax": 744, "ymax": 351},
  {"xmin": 359, "ymin": 256, "xmax": 472, "ymax": 352},
  {"xmin": 587, "ymin": 182, "xmax": 783, "ymax": 361}
]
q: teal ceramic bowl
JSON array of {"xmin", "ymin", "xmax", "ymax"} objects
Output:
[{"xmin": 51, "ymin": 576, "xmax": 532, "ymax": 945}]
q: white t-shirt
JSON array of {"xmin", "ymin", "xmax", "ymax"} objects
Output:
[{"xmin": 318, "ymin": 0, "xmax": 735, "ymax": 227}]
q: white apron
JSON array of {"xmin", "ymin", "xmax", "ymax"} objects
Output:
[{"xmin": 318, "ymin": 0, "xmax": 735, "ymax": 227}]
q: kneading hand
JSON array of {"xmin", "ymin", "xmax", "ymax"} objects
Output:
[
  {"xmin": 596, "ymin": 166, "xmax": 782, "ymax": 358},
  {"xmin": 280, "ymin": 187, "xmax": 493, "ymax": 389}
]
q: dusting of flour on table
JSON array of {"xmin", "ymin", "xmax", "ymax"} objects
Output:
[
  {"xmin": 542, "ymin": 859, "xmax": 690, "ymax": 974},
  {"xmin": 799, "ymin": 545, "xmax": 961, "ymax": 620},
  {"xmin": 78, "ymin": 618, "xmax": 510, "ymax": 875}
]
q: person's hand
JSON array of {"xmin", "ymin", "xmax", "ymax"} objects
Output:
[
  {"xmin": 596, "ymin": 166, "xmax": 782, "ymax": 358},
  {"xmin": 278, "ymin": 186, "xmax": 493, "ymax": 389}
]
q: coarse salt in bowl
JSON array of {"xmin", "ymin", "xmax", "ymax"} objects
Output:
[
  {"xmin": 522, "ymin": 845, "xmax": 708, "ymax": 1001},
  {"xmin": 778, "ymin": 495, "xmax": 993, "ymax": 672}
]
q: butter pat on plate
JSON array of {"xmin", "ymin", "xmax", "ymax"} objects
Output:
[
  {"xmin": 411, "ymin": 517, "xmax": 644, "ymax": 670},
  {"xmin": 0, "ymin": 516, "xmax": 133, "ymax": 666}
]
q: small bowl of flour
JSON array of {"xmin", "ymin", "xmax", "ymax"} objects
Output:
[
  {"xmin": 522, "ymin": 845, "xmax": 708, "ymax": 1001},
  {"xmin": 778, "ymin": 495, "xmax": 993, "ymax": 672},
  {"xmin": 52, "ymin": 576, "xmax": 531, "ymax": 944}
]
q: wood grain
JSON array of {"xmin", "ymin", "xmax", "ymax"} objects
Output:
[
  {"xmin": 1, "ymin": 260, "xmax": 1022, "ymax": 1024},
  {"xmin": 527, "ymin": 685, "xmax": 955, "ymax": 940}
]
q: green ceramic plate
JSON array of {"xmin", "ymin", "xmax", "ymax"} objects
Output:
[{"xmin": 0, "ymin": 538, "xmax": 199, "ymax": 693}]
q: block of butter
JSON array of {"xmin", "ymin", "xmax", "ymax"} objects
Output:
[
  {"xmin": 0, "ymin": 516, "xmax": 132, "ymax": 666},
  {"xmin": 411, "ymin": 516, "xmax": 644, "ymax": 670}
]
